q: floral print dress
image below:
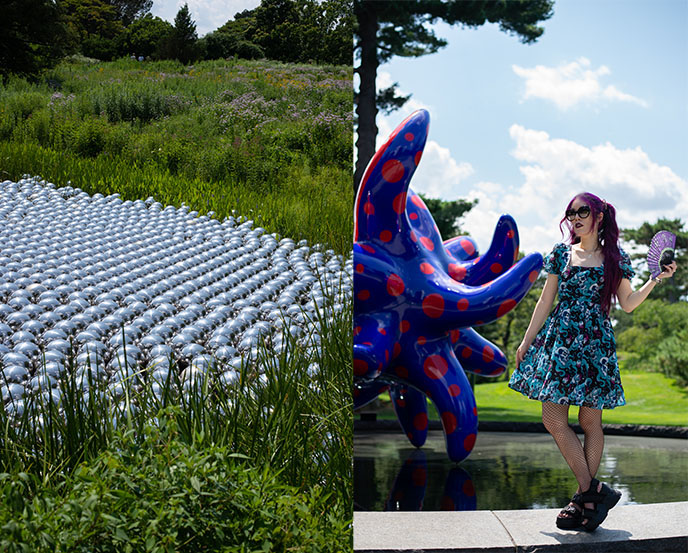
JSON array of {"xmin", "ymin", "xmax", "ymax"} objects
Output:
[{"xmin": 508, "ymin": 243, "xmax": 635, "ymax": 409}]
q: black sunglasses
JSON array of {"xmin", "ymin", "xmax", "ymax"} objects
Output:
[{"xmin": 565, "ymin": 206, "xmax": 591, "ymax": 221}]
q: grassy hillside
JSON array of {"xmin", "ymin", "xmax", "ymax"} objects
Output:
[{"xmin": 0, "ymin": 56, "xmax": 352, "ymax": 254}]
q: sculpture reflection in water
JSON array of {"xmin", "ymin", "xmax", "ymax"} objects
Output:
[
  {"xmin": 353, "ymin": 109, "xmax": 543, "ymax": 462},
  {"xmin": 384, "ymin": 449, "xmax": 477, "ymax": 512}
]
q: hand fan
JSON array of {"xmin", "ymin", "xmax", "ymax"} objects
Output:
[{"xmin": 647, "ymin": 231, "xmax": 676, "ymax": 279}]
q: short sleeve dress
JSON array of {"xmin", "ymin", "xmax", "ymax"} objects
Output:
[{"xmin": 508, "ymin": 243, "xmax": 635, "ymax": 409}]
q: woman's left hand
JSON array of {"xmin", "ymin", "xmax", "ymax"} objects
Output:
[{"xmin": 657, "ymin": 261, "xmax": 678, "ymax": 281}]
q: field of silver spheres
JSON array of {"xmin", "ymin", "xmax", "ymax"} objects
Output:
[{"xmin": 0, "ymin": 176, "xmax": 353, "ymax": 420}]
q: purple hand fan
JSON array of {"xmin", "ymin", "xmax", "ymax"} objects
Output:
[{"xmin": 647, "ymin": 231, "xmax": 676, "ymax": 278}]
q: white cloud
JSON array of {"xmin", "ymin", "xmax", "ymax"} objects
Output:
[
  {"xmin": 151, "ymin": 0, "xmax": 260, "ymax": 36},
  {"xmin": 512, "ymin": 57, "xmax": 649, "ymax": 110}
]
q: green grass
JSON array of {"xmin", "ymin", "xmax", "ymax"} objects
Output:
[
  {"xmin": 0, "ymin": 57, "xmax": 352, "ymax": 254},
  {"xmin": 366, "ymin": 371, "xmax": 688, "ymax": 427}
]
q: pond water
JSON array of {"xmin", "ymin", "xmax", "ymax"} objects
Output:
[{"xmin": 354, "ymin": 431, "xmax": 688, "ymax": 511}]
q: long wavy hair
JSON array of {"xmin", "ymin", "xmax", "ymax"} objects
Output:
[{"xmin": 559, "ymin": 192, "xmax": 622, "ymax": 314}]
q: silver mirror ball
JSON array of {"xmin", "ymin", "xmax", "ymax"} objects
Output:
[{"xmin": 0, "ymin": 177, "xmax": 352, "ymax": 415}]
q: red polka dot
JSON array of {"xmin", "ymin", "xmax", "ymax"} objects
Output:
[
  {"xmin": 448, "ymin": 263, "xmax": 467, "ymax": 281},
  {"xmin": 396, "ymin": 397, "xmax": 406, "ymax": 407},
  {"xmin": 404, "ymin": 132, "xmax": 414, "ymax": 141},
  {"xmin": 423, "ymin": 355, "xmax": 448, "ymax": 379},
  {"xmin": 357, "ymin": 290, "xmax": 370, "ymax": 301},
  {"xmin": 353, "ymin": 388, "xmax": 360, "ymax": 397},
  {"xmin": 410, "ymin": 231, "xmax": 417, "ymax": 242},
  {"xmin": 414, "ymin": 151, "xmax": 422, "ymax": 165},
  {"xmin": 380, "ymin": 230, "xmax": 392, "ymax": 242},
  {"xmin": 473, "ymin": 407, "xmax": 478, "ymax": 416},
  {"xmin": 417, "ymin": 336, "xmax": 426, "ymax": 345},
  {"xmin": 442, "ymin": 412, "xmax": 457, "ymax": 434},
  {"xmin": 378, "ymin": 327, "xmax": 386, "ymax": 335},
  {"xmin": 412, "ymin": 467, "xmax": 427, "ymax": 487},
  {"xmin": 464, "ymin": 433, "xmax": 476, "ymax": 451},
  {"xmin": 441, "ymin": 496, "xmax": 456, "ymax": 510},
  {"xmin": 460, "ymin": 239, "xmax": 475, "ymax": 256},
  {"xmin": 393, "ymin": 342, "xmax": 401, "ymax": 358},
  {"xmin": 449, "ymin": 384, "xmax": 461, "ymax": 396},
  {"xmin": 449, "ymin": 329, "xmax": 460, "ymax": 343},
  {"xmin": 362, "ymin": 341, "xmax": 372, "ymax": 347},
  {"xmin": 361, "ymin": 244, "xmax": 375, "ymax": 254},
  {"xmin": 413, "ymin": 412, "xmax": 428, "ymax": 431},
  {"xmin": 497, "ymin": 298, "xmax": 517, "ymax": 318},
  {"xmin": 422, "ymin": 294, "xmax": 444, "ymax": 318},
  {"xmin": 363, "ymin": 201, "xmax": 375, "ymax": 215},
  {"xmin": 419, "ymin": 262, "xmax": 435, "ymax": 274},
  {"xmin": 463, "ymin": 480, "xmax": 476, "ymax": 497},
  {"xmin": 381, "ymin": 159, "xmax": 404, "ymax": 183},
  {"xmin": 355, "ymin": 263, "xmax": 364, "ymax": 273},
  {"xmin": 393, "ymin": 192, "xmax": 407, "ymax": 214},
  {"xmin": 406, "ymin": 432, "xmax": 413, "ymax": 440},
  {"xmin": 385, "ymin": 350, "xmax": 389, "ymax": 362},
  {"xmin": 353, "ymin": 358, "xmax": 368, "ymax": 376},
  {"xmin": 400, "ymin": 320, "xmax": 410, "ymax": 333},
  {"xmin": 419, "ymin": 236, "xmax": 434, "ymax": 251},
  {"xmin": 506, "ymin": 229, "xmax": 514, "ymax": 239},
  {"xmin": 482, "ymin": 345, "xmax": 495, "ymax": 363},
  {"xmin": 395, "ymin": 365, "xmax": 408, "ymax": 378},
  {"xmin": 514, "ymin": 247, "xmax": 520, "ymax": 263},
  {"xmin": 411, "ymin": 195, "xmax": 426, "ymax": 209},
  {"xmin": 386, "ymin": 273, "xmax": 405, "ymax": 296},
  {"xmin": 461, "ymin": 347, "xmax": 471, "ymax": 359},
  {"xmin": 410, "ymin": 212, "xmax": 418, "ymax": 220},
  {"xmin": 529, "ymin": 270, "xmax": 539, "ymax": 283},
  {"xmin": 457, "ymin": 298, "xmax": 469, "ymax": 311},
  {"xmin": 490, "ymin": 262, "xmax": 503, "ymax": 273}
]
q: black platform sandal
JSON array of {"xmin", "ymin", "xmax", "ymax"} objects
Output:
[
  {"xmin": 580, "ymin": 478, "xmax": 621, "ymax": 532},
  {"xmin": 556, "ymin": 493, "xmax": 583, "ymax": 530}
]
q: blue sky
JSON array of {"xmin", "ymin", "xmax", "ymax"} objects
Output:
[
  {"xmin": 372, "ymin": 0, "xmax": 688, "ymax": 256},
  {"xmin": 151, "ymin": 0, "xmax": 260, "ymax": 36}
]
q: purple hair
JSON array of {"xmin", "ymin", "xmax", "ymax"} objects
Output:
[{"xmin": 558, "ymin": 192, "xmax": 622, "ymax": 314}]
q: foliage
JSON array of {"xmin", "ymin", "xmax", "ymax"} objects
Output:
[
  {"xmin": 0, "ymin": 0, "xmax": 68, "ymax": 81},
  {"xmin": 0, "ymin": 418, "xmax": 350, "ymax": 552},
  {"xmin": 120, "ymin": 14, "xmax": 173, "ymax": 59},
  {"xmin": 621, "ymin": 218, "xmax": 687, "ymax": 303},
  {"xmin": 353, "ymin": 0, "xmax": 555, "ymax": 187},
  {"xmin": 615, "ymin": 299, "xmax": 688, "ymax": 385},
  {"xmin": 0, "ymin": 57, "xmax": 352, "ymax": 254},
  {"xmin": 163, "ymin": 3, "xmax": 199, "ymax": 64},
  {"xmin": 218, "ymin": 0, "xmax": 353, "ymax": 66},
  {"xmin": 418, "ymin": 194, "xmax": 476, "ymax": 239}
]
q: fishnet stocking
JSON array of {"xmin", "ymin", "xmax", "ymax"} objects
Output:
[
  {"xmin": 541, "ymin": 402, "xmax": 592, "ymax": 491},
  {"xmin": 578, "ymin": 406, "xmax": 604, "ymax": 480}
]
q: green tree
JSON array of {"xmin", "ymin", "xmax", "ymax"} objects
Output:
[
  {"xmin": 163, "ymin": 3, "xmax": 198, "ymax": 64},
  {"xmin": 216, "ymin": 0, "xmax": 352, "ymax": 65},
  {"xmin": 107, "ymin": 0, "xmax": 153, "ymax": 26},
  {"xmin": 0, "ymin": 0, "xmax": 68, "ymax": 80},
  {"xmin": 621, "ymin": 218, "xmax": 687, "ymax": 303},
  {"xmin": 418, "ymin": 194, "xmax": 476, "ymax": 239},
  {"xmin": 121, "ymin": 13, "xmax": 172, "ymax": 59},
  {"xmin": 354, "ymin": 0, "xmax": 554, "ymax": 190}
]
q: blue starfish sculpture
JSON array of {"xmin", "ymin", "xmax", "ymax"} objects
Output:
[{"xmin": 353, "ymin": 109, "xmax": 543, "ymax": 462}]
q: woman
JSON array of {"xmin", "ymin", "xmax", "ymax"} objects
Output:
[{"xmin": 508, "ymin": 192, "xmax": 678, "ymax": 532}]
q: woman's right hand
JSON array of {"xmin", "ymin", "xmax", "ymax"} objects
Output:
[{"xmin": 515, "ymin": 340, "xmax": 532, "ymax": 368}]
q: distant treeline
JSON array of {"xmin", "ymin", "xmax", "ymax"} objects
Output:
[{"xmin": 0, "ymin": 0, "xmax": 352, "ymax": 80}]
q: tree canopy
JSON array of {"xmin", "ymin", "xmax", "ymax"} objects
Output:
[{"xmin": 353, "ymin": 0, "xmax": 555, "ymax": 189}]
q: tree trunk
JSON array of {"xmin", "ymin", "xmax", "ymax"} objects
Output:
[{"xmin": 354, "ymin": 5, "xmax": 378, "ymax": 193}]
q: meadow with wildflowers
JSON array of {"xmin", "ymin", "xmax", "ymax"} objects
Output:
[
  {"xmin": 0, "ymin": 56, "xmax": 352, "ymax": 254},
  {"xmin": 0, "ymin": 56, "xmax": 353, "ymax": 551}
]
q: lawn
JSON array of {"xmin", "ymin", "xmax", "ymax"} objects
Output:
[{"xmin": 366, "ymin": 371, "xmax": 688, "ymax": 427}]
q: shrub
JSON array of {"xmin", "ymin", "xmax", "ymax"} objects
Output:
[{"xmin": 0, "ymin": 414, "xmax": 350, "ymax": 553}]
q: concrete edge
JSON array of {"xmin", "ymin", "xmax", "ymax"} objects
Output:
[
  {"xmin": 354, "ymin": 419, "xmax": 688, "ymax": 439},
  {"xmin": 354, "ymin": 503, "xmax": 688, "ymax": 553}
]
